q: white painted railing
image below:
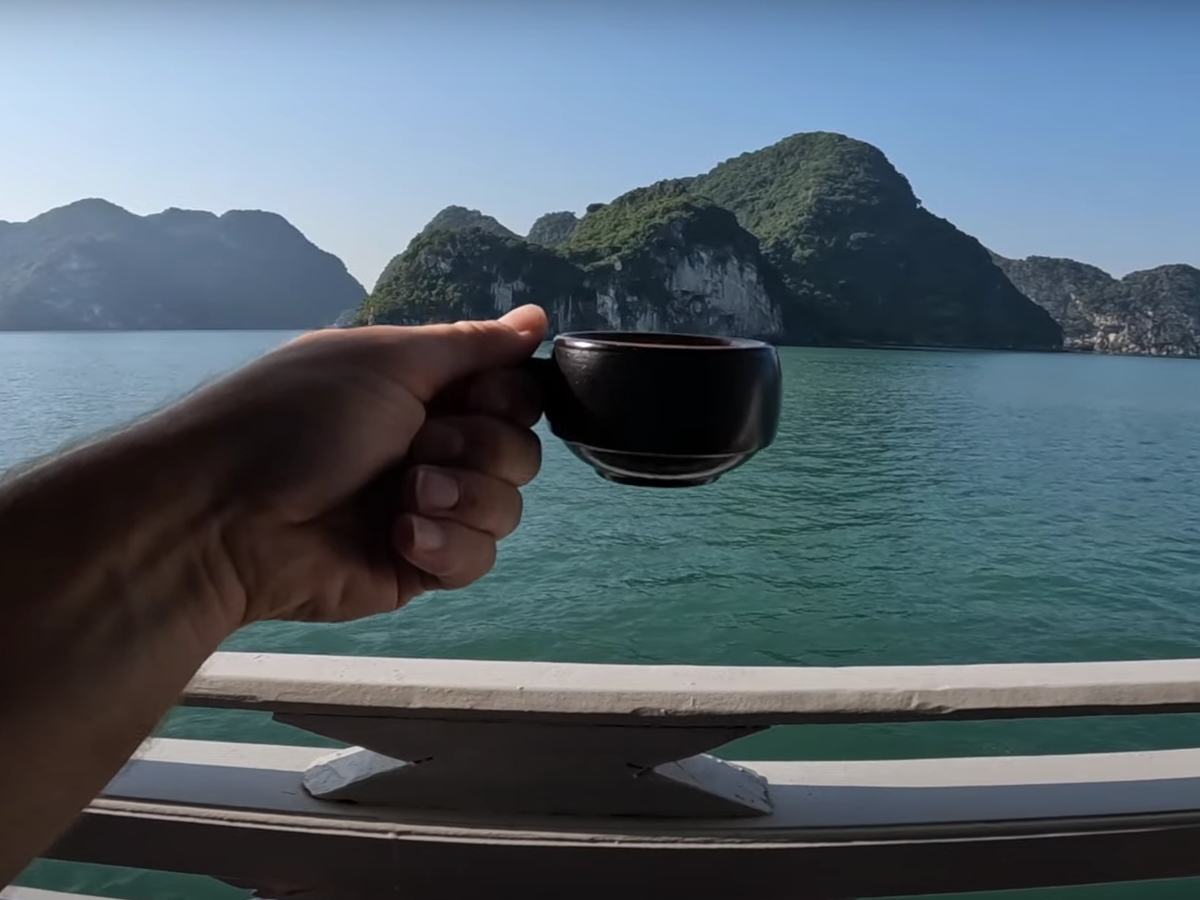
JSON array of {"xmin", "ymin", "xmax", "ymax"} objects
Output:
[{"xmin": 20, "ymin": 652, "xmax": 1200, "ymax": 899}]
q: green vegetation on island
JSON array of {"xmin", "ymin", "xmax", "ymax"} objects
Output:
[
  {"xmin": 358, "ymin": 228, "xmax": 595, "ymax": 327},
  {"xmin": 691, "ymin": 132, "xmax": 1061, "ymax": 349},
  {"xmin": 359, "ymin": 179, "xmax": 789, "ymax": 338},
  {"xmin": 418, "ymin": 205, "xmax": 517, "ymax": 241},
  {"xmin": 563, "ymin": 180, "xmax": 750, "ymax": 265},
  {"xmin": 4, "ymin": 134, "xmax": 1193, "ymax": 353},
  {"xmin": 357, "ymin": 132, "xmax": 1062, "ymax": 349}
]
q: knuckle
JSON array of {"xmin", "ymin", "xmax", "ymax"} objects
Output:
[
  {"xmin": 442, "ymin": 530, "xmax": 496, "ymax": 589},
  {"xmin": 456, "ymin": 416, "xmax": 497, "ymax": 464},
  {"xmin": 465, "ymin": 418, "xmax": 510, "ymax": 468},
  {"xmin": 438, "ymin": 415, "xmax": 541, "ymax": 488},
  {"xmin": 453, "ymin": 319, "xmax": 492, "ymax": 341},
  {"xmin": 452, "ymin": 472, "xmax": 485, "ymax": 515},
  {"xmin": 462, "ymin": 473, "xmax": 522, "ymax": 538},
  {"xmin": 487, "ymin": 482, "xmax": 522, "ymax": 539},
  {"xmin": 477, "ymin": 537, "xmax": 498, "ymax": 574},
  {"xmin": 501, "ymin": 489, "xmax": 524, "ymax": 538},
  {"xmin": 521, "ymin": 431, "xmax": 543, "ymax": 483}
]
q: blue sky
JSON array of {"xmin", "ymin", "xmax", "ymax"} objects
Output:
[{"xmin": 1, "ymin": 1, "xmax": 1197, "ymax": 289}]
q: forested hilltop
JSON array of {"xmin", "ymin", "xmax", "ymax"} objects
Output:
[{"xmin": 358, "ymin": 132, "xmax": 1063, "ymax": 351}]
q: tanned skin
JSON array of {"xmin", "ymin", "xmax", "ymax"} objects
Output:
[{"xmin": 0, "ymin": 304, "xmax": 549, "ymax": 885}]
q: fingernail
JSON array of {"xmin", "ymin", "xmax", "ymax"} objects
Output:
[
  {"xmin": 499, "ymin": 305, "xmax": 544, "ymax": 338},
  {"xmin": 416, "ymin": 468, "xmax": 460, "ymax": 511},
  {"xmin": 409, "ymin": 515, "xmax": 446, "ymax": 552}
]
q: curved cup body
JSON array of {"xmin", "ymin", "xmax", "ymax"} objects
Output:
[{"xmin": 529, "ymin": 331, "xmax": 782, "ymax": 487}]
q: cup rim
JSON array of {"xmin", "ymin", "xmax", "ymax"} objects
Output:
[{"xmin": 554, "ymin": 331, "xmax": 771, "ymax": 351}]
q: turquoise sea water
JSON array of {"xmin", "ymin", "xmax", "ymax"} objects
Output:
[{"xmin": 3, "ymin": 331, "xmax": 1200, "ymax": 900}]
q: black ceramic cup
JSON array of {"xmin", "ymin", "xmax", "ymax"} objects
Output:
[{"xmin": 524, "ymin": 331, "xmax": 782, "ymax": 487}]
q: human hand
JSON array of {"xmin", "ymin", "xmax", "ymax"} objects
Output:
[{"xmin": 157, "ymin": 304, "xmax": 549, "ymax": 629}]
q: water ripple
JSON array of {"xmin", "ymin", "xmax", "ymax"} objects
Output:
[{"xmin": 7, "ymin": 337, "xmax": 1200, "ymax": 772}]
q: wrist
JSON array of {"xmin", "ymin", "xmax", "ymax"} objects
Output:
[
  {"xmin": 0, "ymin": 411, "xmax": 247, "ymax": 652},
  {"xmin": 110, "ymin": 413, "xmax": 252, "ymax": 640}
]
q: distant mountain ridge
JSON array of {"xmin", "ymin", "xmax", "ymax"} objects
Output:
[
  {"xmin": 13, "ymin": 156, "xmax": 1188, "ymax": 351},
  {"xmin": 526, "ymin": 211, "xmax": 579, "ymax": 247},
  {"xmin": 991, "ymin": 253, "xmax": 1200, "ymax": 356},
  {"xmin": 357, "ymin": 131, "xmax": 1063, "ymax": 351},
  {"xmin": 418, "ymin": 206, "xmax": 517, "ymax": 241},
  {"xmin": 0, "ymin": 199, "xmax": 365, "ymax": 330},
  {"xmin": 689, "ymin": 133, "xmax": 1060, "ymax": 349}
]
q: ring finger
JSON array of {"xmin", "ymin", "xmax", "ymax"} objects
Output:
[
  {"xmin": 402, "ymin": 464, "xmax": 524, "ymax": 539},
  {"xmin": 394, "ymin": 514, "xmax": 497, "ymax": 591}
]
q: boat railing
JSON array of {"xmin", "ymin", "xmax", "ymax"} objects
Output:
[{"xmin": 15, "ymin": 651, "xmax": 1200, "ymax": 899}]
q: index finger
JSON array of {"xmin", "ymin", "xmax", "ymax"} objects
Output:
[{"xmin": 429, "ymin": 367, "xmax": 544, "ymax": 429}]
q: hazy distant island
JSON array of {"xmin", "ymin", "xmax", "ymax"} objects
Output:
[
  {"xmin": 357, "ymin": 131, "xmax": 1200, "ymax": 357},
  {"xmin": 3, "ymin": 133, "xmax": 1196, "ymax": 355},
  {"xmin": 990, "ymin": 253, "xmax": 1200, "ymax": 357},
  {"xmin": 0, "ymin": 199, "xmax": 365, "ymax": 330}
]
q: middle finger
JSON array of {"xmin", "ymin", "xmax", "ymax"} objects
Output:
[
  {"xmin": 408, "ymin": 414, "xmax": 542, "ymax": 486},
  {"xmin": 402, "ymin": 464, "xmax": 524, "ymax": 539}
]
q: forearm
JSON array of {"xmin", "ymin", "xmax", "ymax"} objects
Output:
[{"xmin": 0, "ymin": 418, "xmax": 239, "ymax": 885}]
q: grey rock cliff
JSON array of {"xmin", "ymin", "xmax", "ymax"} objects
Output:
[
  {"xmin": 992, "ymin": 253, "xmax": 1200, "ymax": 356},
  {"xmin": 526, "ymin": 211, "xmax": 579, "ymax": 247},
  {"xmin": 359, "ymin": 182, "xmax": 786, "ymax": 340}
]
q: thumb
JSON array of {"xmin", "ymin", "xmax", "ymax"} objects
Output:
[{"xmin": 394, "ymin": 304, "xmax": 549, "ymax": 400}]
